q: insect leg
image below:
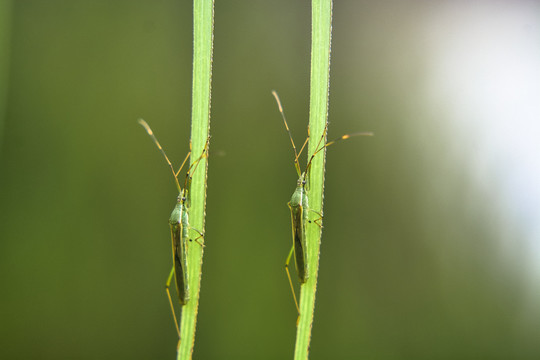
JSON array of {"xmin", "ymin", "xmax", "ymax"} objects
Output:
[
  {"xmin": 165, "ymin": 266, "xmax": 181, "ymax": 337},
  {"xmin": 308, "ymin": 209, "xmax": 324, "ymax": 227},
  {"xmin": 284, "ymin": 245, "xmax": 300, "ymax": 319},
  {"xmin": 188, "ymin": 227, "xmax": 205, "ymax": 247}
]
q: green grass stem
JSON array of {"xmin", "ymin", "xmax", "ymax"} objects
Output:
[
  {"xmin": 177, "ymin": 0, "xmax": 214, "ymax": 359},
  {"xmin": 294, "ymin": 0, "xmax": 333, "ymax": 358}
]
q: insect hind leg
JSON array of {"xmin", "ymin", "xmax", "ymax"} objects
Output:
[
  {"xmin": 284, "ymin": 245, "xmax": 301, "ymax": 325},
  {"xmin": 165, "ymin": 266, "xmax": 181, "ymax": 338}
]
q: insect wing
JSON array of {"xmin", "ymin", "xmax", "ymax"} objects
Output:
[
  {"xmin": 170, "ymin": 205, "xmax": 189, "ymax": 305},
  {"xmin": 289, "ymin": 202, "xmax": 309, "ymax": 283}
]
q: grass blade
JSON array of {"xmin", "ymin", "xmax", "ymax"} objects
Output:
[
  {"xmin": 294, "ymin": 0, "xmax": 333, "ymax": 358},
  {"xmin": 177, "ymin": 0, "xmax": 214, "ymax": 359}
]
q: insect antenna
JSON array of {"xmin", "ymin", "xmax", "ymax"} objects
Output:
[
  {"xmin": 138, "ymin": 119, "xmax": 187, "ymax": 194},
  {"xmin": 304, "ymin": 126, "xmax": 373, "ymax": 189},
  {"xmin": 272, "ymin": 91, "xmax": 304, "ymax": 178}
]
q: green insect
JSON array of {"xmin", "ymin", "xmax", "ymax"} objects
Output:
[
  {"xmin": 271, "ymin": 91, "xmax": 372, "ymax": 318},
  {"xmin": 138, "ymin": 119, "xmax": 207, "ymax": 337}
]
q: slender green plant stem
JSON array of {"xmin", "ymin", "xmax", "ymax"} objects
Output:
[
  {"xmin": 294, "ymin": 0, "xmax": 333, "ymax": 359},
  {"xmin": 177, "ymin": 0, "xmax": 214, "ymax": 359}
]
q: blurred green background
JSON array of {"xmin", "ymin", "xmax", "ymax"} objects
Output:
[{"xmin": 1, "ymin": 1, "xmax": 539, "ymax": 359}]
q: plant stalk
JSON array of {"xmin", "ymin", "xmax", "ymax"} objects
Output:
[
  {"xmin": 294, "ymin": 0, "xmax": 333, "ymax": 359},
  {"xmin": 177, "ymin": 0, "xmax": 214, "ymax": 359}
]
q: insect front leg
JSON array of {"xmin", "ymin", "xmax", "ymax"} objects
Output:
[
  {"xmin": 188, "ymin": 227, "xmax": 205, "ymax": 247},
  {"xmin": 308, "ymin": 209, "xmax": 323, "ymax": 227}
]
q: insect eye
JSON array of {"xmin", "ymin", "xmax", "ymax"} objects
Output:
[
  {"xmin": 302, "ymin": 180, "xmax": 306, "ymax": 185},
  {"xmin": 181, "ymin": 197, "xmax": 186, "ymax": 201}
]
